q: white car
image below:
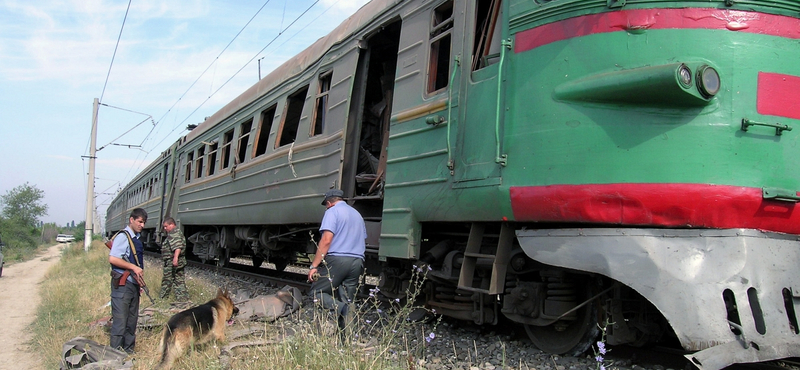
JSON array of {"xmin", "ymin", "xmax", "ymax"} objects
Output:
[{"xmin": 56, "ymin": 234, "xmax": 75, "ymax": 243}]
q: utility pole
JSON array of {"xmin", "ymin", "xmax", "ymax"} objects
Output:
[{"xmin": 84, "ymin": 98, "xmax": 98, "ymax": 252}]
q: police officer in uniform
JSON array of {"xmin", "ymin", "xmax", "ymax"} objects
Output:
[
  {"xmin": 308, "ymin": 189, "xmax": 367, "ymax": 329},
  {"xmin": 109, "ymin": 208, "xmax": 147, "ymax": 353}
]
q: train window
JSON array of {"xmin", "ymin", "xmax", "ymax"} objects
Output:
[
  {"xmin": 195, "ymin": 146, "xmax": 205, "ymax": 179},
  {"xmin": 236, "ymin": 119, "xmax": 253, "ymax": 165},
  {"xmin": 276, "ymin": 86, "xmax": 309, "ymax": 148},
  {"xmin": 472, "ymin": 0, "xmax": 502, "ymax": 71},
  {"xmin": 311, "ymin": 72, "xmax": 332, "ymax": 137},
  {"xmin": 428, "ymin": 1, "xmax": 453, "ymax": 93},
  {"xmin": 207, "ymin": 142, "xmax": 218, "ymax": 176},
  {"xmin": 185, "ymin": 152, "xmax": 193, "ymax": 183},
  {"xmin": 254, "ymin": 105, "xmax": 276, "ymax": 157},
  {"xmin": 220, "ymin": 129, "xmax": 234, "ymax": 170}
]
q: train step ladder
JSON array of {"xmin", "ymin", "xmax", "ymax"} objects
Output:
[{"xmin": 457, "ymin": 223, "xmax": 514, "ymax": 295}]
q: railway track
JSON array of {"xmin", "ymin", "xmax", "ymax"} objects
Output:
[
  {"xmin": 188, "ymin": 260, "xmax": 312, "ymax": 291},
  {"xmin": 144, "ymin": 250, "xmax": 312, "ymax": 291}
]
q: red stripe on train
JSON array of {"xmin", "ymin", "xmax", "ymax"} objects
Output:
[
  {"xmin": 515, "ymin": 8, "xmax": 800, "ymax": 53},
  {"xmin": 757, "ymin": 72, "xmax": 800, "ymax": 120},
  {"xmin": 509, "ymin": 184, "xmax": 800, "ymax": 234}
]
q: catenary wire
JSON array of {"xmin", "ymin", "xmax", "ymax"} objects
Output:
[
  {"xmin": 110, "ymin": 0, "xmax": 335, "ymax": 204},
  {"xmin": 103, "ymin": 0, "xmax": 279, "ymax": 196},
  {"xmin": 144, "ymin": 0, "xmax": 275, "ymax": 147},
  {"xmin": 146, "ymin": 0, "xmax": 322, "ymax": 153},
  {"xmin": 99, "ymin": 0, "xmax": 132, "ymax": 104}
]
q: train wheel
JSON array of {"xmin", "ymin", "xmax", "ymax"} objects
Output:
[
  {"xmin": 252, "ymin": 256, "xmax": 264, "ymax": 267},
  {"xmin": 217, "ymin": 248, "xmax": 230, "ymax": 267},
  {"xmin": 524, "ymin": 293, "xmax": 599, "ymax": 356}
]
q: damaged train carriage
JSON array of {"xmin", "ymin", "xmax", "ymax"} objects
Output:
[{"xmin": 106, "ymin": 0, "xmax": 800, "ymax": 369}]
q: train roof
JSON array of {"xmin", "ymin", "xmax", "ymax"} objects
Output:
[{"xmin": 184, "ymin": 0, "xmax": 395, "ymax": 144}]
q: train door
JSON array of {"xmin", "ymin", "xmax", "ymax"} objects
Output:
[
  {"xmin": 342, "ymin": 21, "xmax": 401, "ymax": 208},
  {"xmin": 455, "ymin": 0, "xmax": 505, "ymax": 186},
  {"xmin": 340, "ymin": 20, "xmax": 401, "ymax": 270}
]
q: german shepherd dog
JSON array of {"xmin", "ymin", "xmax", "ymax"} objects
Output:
[{"xmin": 155, "ymin": 289, "xmax": 239, "ymax": 370}]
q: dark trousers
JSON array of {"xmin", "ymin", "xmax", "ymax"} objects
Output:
[
  {"xmin": 309, "ymin": 255, "xmax": 364, "ymax": 314},
  {"xmin": 110, "ymin": 280, "xmax": 140, "ymax": 353}
]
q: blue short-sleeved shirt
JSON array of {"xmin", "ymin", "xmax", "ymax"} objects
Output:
[
  {"xmin": 110, "ymin": 226, "xmax": 143, "ymax": 283},
  {"xmin": 320, "ymin": 201, "xmax": 367, "ymax": 259}
]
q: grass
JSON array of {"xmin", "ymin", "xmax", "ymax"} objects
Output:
[
  {"xmin": 31, "ymin": 241, "xmax": 221, "ymax": 369},
  {"xmin": 30, "ymin": 241, "xmax": 444, "ymax": 370},
  {"xmin": 2, "ymin": 243, "xmax": 48, "ymax": 265}
]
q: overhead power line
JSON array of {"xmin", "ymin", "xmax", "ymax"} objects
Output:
[
  {"xmin": 96, "ymin": 103, "xmax": 155, "ymax": 151},
  {"xmin": 99, "ymin": 0, "xmax": 132, "ymax": 104},
  {"xmin": 145, "ymin": 0, "xmax": 276, "ymax": 149},
  {"xmin": 147, "ymin": 0, "xmax": 323, "ymax": 153},
  {"xmin": 163, "ymin": 0, "xmax": 322, "ymax": 139},
  {"xmin": 120, "ymin": 0, "xmax": 329, "ymax": 190}
]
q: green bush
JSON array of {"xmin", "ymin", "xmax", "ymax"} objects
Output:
[{"xmin": 0, "ymin": 218, "xmax": 40, "ymax": 262}]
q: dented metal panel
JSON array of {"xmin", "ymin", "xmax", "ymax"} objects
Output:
[{"xmin": 516, "ymin": 228, "xmax": 800, "ymax": 370}]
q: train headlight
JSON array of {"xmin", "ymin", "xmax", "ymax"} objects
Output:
[
  {"xmin": 696, "ymin": 65, "xmax": 720, "ymax": 98},
  {"xmin": 678, "ymin": 64, "xmax": 692, "ymax": 88}
]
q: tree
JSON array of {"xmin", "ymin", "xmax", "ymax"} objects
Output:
[{"xmin": 1, "ymin": 183, "xmax": 48, "ymax": 227}]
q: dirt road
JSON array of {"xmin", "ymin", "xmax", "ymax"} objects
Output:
[{"xmin": 0, "ymin": 243, "xmax": 65, "ymax": 370}]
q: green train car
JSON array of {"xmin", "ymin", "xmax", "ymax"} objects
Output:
[{"xmin": 106, "ymin": 0, "xmax": 800, "ymax": 367}]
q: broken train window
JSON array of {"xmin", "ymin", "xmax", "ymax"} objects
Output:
[
  {"xmin": 428, "ymin": 0, "xmax": 454, "ymax": 93},
  {"xmin": 472, "ymin": 0, "xmax": 503, "ymax": 71},
  {"xmin": 311, "ymin": 72, "xmax": 332, "ymax": 137}
]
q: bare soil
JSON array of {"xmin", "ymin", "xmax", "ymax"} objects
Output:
[{"xmin": 0, "ymin": 243, "xmax": 65, "ymax": 370}]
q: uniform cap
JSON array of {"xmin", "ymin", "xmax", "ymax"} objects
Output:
[{"xmin": 322, "ymin": 189, "xmax": 344, "ymax": 205}]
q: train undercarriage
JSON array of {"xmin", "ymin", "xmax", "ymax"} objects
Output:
[
  {"xmin": 184, "ymin": 224, "xmax": 316, "ymax": 271},
  {"xmin": 377, "ymin": 223, "xmax": 800, "ymax": 369},
  {"xmin": 376, "ymin": 222, "xmax": 670, "ymax": 356},
  {"xmin": 169, "ymin": 219, "xmax": 800, "ymax": 369}
]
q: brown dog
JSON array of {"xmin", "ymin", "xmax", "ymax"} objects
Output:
[{"xmin": 155, "ymin": 289, "xmax": 238, "ymax": 370}]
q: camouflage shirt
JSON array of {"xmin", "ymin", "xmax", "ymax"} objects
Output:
[{"xmin": 162, "ymin": 228, "xmax": 186, "ymax": 261}]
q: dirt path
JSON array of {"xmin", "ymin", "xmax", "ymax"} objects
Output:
[{"xmin": 0, "ymin": 243, "xmax": 65, "ymax": 370}]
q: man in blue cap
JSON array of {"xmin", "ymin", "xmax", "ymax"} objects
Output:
[{"xmin": 308, "ymin": 188, "xmax": 366, "ymax": 330}]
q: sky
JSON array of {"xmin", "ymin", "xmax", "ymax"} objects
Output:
[{"xmin": 0, "ymin": 0, "xmax": 371, "ymax": 227}]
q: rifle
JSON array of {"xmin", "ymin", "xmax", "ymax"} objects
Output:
[
  {"xmin": 117, "ymin": 270, "xmax": 155, "ymax": 304},
  {"xmin": 110, "ymin": 230, "xmax": 155, "ymax": 305},
  {"xmin": 135, "ymin": 274, "xmax": 155, "ymax": 304}
]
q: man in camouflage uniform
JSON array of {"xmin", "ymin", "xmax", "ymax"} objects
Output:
[{"xmin": 159, "ymin": 217, "xmax": 189, "ymax": 303}]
